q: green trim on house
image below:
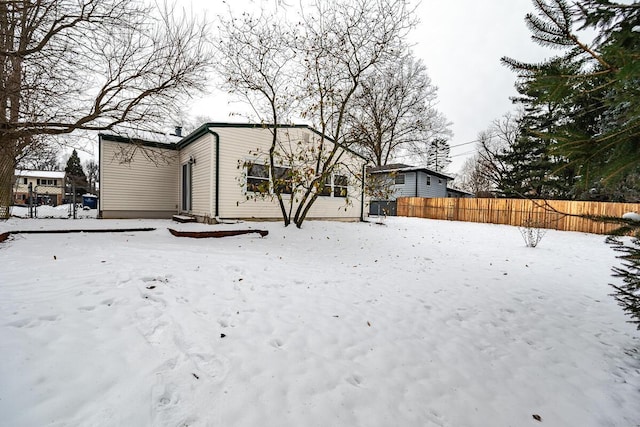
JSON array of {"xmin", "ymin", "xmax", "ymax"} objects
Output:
[
  {"xmin": 98, "ymin": 133, "xmax": 179, "ymax": 150},
  {"xmin": 99, "ymin": 122, "xmax": 367, "ymax": 162},
  {"xmin": 176, "ymin": 122, "xmax": 367, "ymax": 160}
]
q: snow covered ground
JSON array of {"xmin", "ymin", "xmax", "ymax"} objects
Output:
[
  {"xmin": 0, "ymin": 216, "xmax": 638, "ymax": 427},
  {"xmin": 9, "ymin": 204, "xmax": 97, "ymax": 220}
]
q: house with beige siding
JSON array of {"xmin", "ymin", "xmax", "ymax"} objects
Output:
[
  {"xmin": 99, "ymin": 123, "xmax": 368, "ymax": 222},
  {"xmin": 13, "ymin": 170, "xmax": 66, "ymax": 205}
]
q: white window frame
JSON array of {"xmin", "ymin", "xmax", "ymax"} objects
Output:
[
  {"xmin": 318, "ymin": 173, "xmax": 348, "ymax": 198},
  {"xmin": 333, "ymin": 174, "xmax": 348, "ymax": 198},
  {"xmin": 244, "ymin": 161, "xmax": 293, "ymax": 195}
]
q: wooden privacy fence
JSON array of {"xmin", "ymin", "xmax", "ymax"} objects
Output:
[{"xmin": 397, "ymin": 197, "xmax": 640, "ymax": 235}]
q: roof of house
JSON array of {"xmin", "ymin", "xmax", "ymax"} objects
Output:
[
  {"xmin": 446, "ymin": 187, "xmax": 474, "ymax": 196},
  {"xmin": 99, "ymin": 130, "xmax": 182, "ymax": 149},
  {"xmin": 15, "ymin": 170, "xmax": 66, "ymax": 179},
  {"xmin": 178, "ymin": 122, "xmax": 368, "ymax": 160},
  {"xmin": 101, "ymin": 122, "xmax": 368, "ymax": 160},
  {"xmin": 367, "ymin": 163, "xmax": 454, "ymax": 181}
]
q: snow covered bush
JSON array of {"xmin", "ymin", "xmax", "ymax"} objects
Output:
[
  {"xmin": 519, "ymin": 219, "xmax": 547, "ymax": 248},
  {"xmin": 622, "ymin": 212, "xmax": 640, "ymax": 222}
]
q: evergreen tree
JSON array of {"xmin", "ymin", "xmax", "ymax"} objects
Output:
[
  {"xmin": 608, "ymin": 235, "xmax": 640, "ymax": 330},
  {"xmin": 504, "ymin": 0, "xmax": 640, "ymax": 328},
  {"xmin": 425, "ymin": 138, "xmax": 451, "ymax": 172},
  {"xmin": 65, "ymin": 149, "xmax": 87, "ymax": 194},
  {"xmin": 502, "ymin": 0, "xmax": 640, "ymax": 189}
]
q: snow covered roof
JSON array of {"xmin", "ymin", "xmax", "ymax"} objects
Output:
[
  {"xmin": 15, "ymin": 170, "xmax": 66, "ymax": 179},
  {"xmin": 99, "ymin": 129, "xmax": 183, "ymax": 147}
]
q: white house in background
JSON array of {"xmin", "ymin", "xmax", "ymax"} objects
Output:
[
  {"xmin": 367, "ymin": 163, "xmax": 454, "ymax": 216},
  {"xmin": 13, "ymin": 170, "xmax": 66, "ymax": 205},
  {"xmin": 98, "ymin": 123, "xmax": 368, "ymax": 222}
]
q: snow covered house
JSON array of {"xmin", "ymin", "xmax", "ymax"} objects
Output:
[
  {"xmin": 367, "ymin": 163, "xmax": 453, "ymax": 216},
  {"xmin": 13, "ymin": 170, "xmax": 66, "ymax": 206},
  {"xmin": 98, "ymin": 123, "xmax": 368, "ymax": 222}
]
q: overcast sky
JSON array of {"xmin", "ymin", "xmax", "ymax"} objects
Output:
[{"xmin": 188, "ymin": 0, "xmax": 553, "ymax": 174}]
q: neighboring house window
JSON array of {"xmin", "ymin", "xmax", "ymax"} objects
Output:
[
  {"xmin": 23, "ymin": 178, "xmax": 27, "ymax": 184},
  {"xmin": 426, "ymin": 176, "xmax": 431, "ymax": 185},
  {"xmin": 395, "ymin": 173, "xmax": 405, "ymax": 185},
  {"xmin": 334, "ymin": 175, "xmax": 348, "ymax": 197}
]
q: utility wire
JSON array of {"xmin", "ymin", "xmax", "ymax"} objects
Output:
[{"xmin": 448, "ymin": 133, "xmax": 499, "ymax": 148}]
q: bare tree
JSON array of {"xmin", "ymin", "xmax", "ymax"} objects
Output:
[
  {"xmin": 16, "ymin": 139, "xmax": 61, "ymax": 171},
  {"xmin": 217, "ymin": 9, "xmax": 298, "ymax": 225},
  {"xmin": 346, "ymin": 50, "xmax": 451, "ymax": 167},
  {"xmin": 217, "ymin": 0, "xmax": 416, "ymax": 228},
  {"xmin": 0, "ymin": 0, "xmax": 212, "ymax": 219},
  {"xmin": 84, "ymin": 159, "xmax": 99, "ymax": 194},
  {"xmin": 454, "ymin": 154, "xmax": 495, "ymax": 197},
  {"xmin": 475, "ymin": 112, "xmax": 521, "ymax": 195}
]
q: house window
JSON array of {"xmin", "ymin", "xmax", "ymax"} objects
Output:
[
  {"xmin": 438, "ymin": 179, "xmax": 442, "ymax": 184},
  {"xmin": 395, "ymin": 173, "xmax": 405, "ymax": 185},
  {"xmin": 426, "ymin": 176, "xmax": 431, "ymax": 185},
  {"xmin": 319, "ymin": 175, "xmax": 332, "ymax": 196},
  {"xmin": 318, "ymin": 174, "xmax": 347, "ymax": 197},
  {"xmin": 246, "ymin": 163, "xmax": 270, "ymax": 193},
  {"xmin": 23, "ymin": 178, "xmax": 27, "ymax": 184},
  {"xmin": 334, "ymin": 175, "xmax": 348, "ymax": 198},
  {"xmin": 37, "ymin": 179, "xmax": 41, "ymax": 185},
  {"xmin": 273, "ymin": 166, "xmax": 293, "ymax": 195},
  {"xmin": 245, "ymin": 163, "xmax": 292, "ymax": 194},
  {"xmin": 54, "ymin": 180, "xmax": 58, "ymax": 186}
]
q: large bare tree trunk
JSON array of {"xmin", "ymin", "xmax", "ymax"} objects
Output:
[
  {"xmin": 0, "ymin": 144, "xmax": 17, "ymax": 219},
  {"xmin": 0, "ymin": 0, "xmax": 212, "ymax": 220}
]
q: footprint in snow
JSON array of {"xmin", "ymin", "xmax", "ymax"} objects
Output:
[
  {"xmin": 189, "ymin": 353, "xmax": 228, "ymax": 380},
  {"xmin": 346, "ymin": 374, "xmax": 363, "ymax": 387},
  {"xmin": 101, "ymin": 298, "xmax": 115, "ymax": 307},
  {"xmin": 6, "ymin": 314, "xmax": 61, "ymax": 328},
  {"xmin": 142, "ymin": 275, "xmax": 170, "ymax": 284},
  {"xmin": 269, "ymin": 338, "xmax": 284, "ymax": 348}
]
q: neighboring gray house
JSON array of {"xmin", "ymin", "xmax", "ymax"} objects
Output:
[
  {"xmin": 446, "ymin": 187, "xmax": 474, "ymax": 198},
  {"xmin": 368, "ymin": 163, "xmax": 453, "ymax": 216}
]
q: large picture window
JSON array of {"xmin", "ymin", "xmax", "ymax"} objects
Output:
[{"xmin": 245, "ymin": 162, "xmax": 293, "ymax": 195}]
